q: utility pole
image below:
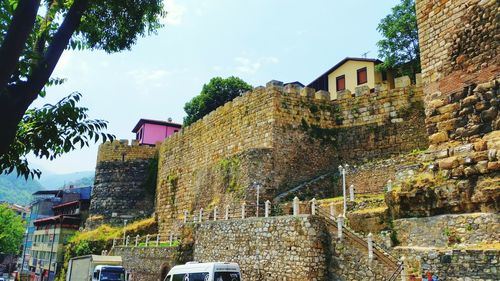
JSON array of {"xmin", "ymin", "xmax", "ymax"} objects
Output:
[
  {"xmin": 46, "ymin": 216, "xmax": 60, "ymax": 281},
  {"xmin": 20, "ymin": 228, "xmax": 29, "ymax": 280}
]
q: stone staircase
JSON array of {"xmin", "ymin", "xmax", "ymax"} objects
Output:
[
  {"xmin": 316, "ymin": 206, "xmax": 403, "ymax": 281},
  {"xmin": 273, "ymin": 171, "xmax": 337, "ymax": 202}
]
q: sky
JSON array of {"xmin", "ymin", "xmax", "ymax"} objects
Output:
[{"xmin": 29, "ymin": 0, "xmax": 400, "ymax": 176}]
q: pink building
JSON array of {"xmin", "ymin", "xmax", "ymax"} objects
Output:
[{"xmin": 132, "ymin": 118, "xmax": 182, "ymax": 145}]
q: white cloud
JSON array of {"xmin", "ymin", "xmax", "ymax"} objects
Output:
[
  {"xmin": 162, "ymin": 0, "xmax": 186, "ymax": 25},
  {"xmin": 128, "ymin": 69, "xmax": 169, "ymax": 87},
  {"xmin": 234, "ymin": 56, "xmax": 279, "ymax": 75}
]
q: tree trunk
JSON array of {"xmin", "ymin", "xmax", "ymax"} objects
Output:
[
  {"xmin": 0, "ymin": 86, "xmax": 31, "ymax": 155},
  {"xmin": 0, "ymin": 0, "xmax": 41, "ymax": 87},
  {"xmin": 0, "ymin": 0, "xmax": 90, "ymax": 156}
]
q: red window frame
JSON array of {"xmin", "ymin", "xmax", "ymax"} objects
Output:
[
  {"xmin": 357, "ymin": 67, "xmax": 368, "ymax": 85},
  {"xmin": 336, "ymin": 75, "xmax": 346, "ymax": 91}
]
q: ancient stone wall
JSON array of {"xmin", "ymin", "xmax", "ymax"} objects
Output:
[
  {"xmin": 112, "ymin": 246, "xmax": 176, "ymax": 281},
  {"xmin": 194, "ymin": 215, "xmax": 329, "ymax": 280},
  {"xmin": 394, "ymin": 213, "xmax": 499, "ymax": 248},
  {"xmin": 156, "ymin": 82, "xmax": 428, "ymax": 235},
  {"xmin": 386, "ymin": 0, "xmax": 500, "ymax": 218},
  {"xmin": 193, "ymin": 214, "xmax": 397, "ymax": 281},
  {"xmin": 87, "ymin": 140, "xmax": 158, "ymax": 228},
  {"xmin": 416, "ymin": 0, "xmax": 499, "ymax": 177},
  {"xmin": 396, "ymin": 248, "xmax": 500, "ymax": 281}
]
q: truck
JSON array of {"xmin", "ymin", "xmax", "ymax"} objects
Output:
[{"xmin": 66, "ymin": 255, "xmax": 126, "ymax": 281}]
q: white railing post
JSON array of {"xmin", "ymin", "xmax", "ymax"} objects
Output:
[
  {"xmin": 241, "ymin": 202, "xmax": 246, "ymax": 219},
  {"xmin": 367, "ymin": 233, "xmax": 373, "ymax": 260},
  {"xmin": 400, "ymin": 256, "xmax": 407, "ymax": 281},
  {"xmin": 311, "ymin": 198, "xmax": 317, "ymax": 215},
  {"xmin": 225, "ymin": 205, "xmax": 229, "ymax": 220},
  {"xmin": 135, "ymin": 235, "xmax": 139, "ymax": 247},
  {"xmin": 112, "ymin": 238, "xmax": 116, "ymax": 248},
  {"xmin": 184, "ymin": 210, "xmax": 188, "ymax": 224},
  {"xmin": 293, "ymin": 197, "xmax": 300, "ymax": 216},
  {"xmin": 265, "ymin": 200, "xmax": 271, "ymax": 218},
  {"xmin": 145, "ymin": 234, "xmax": 150, "ymax": 247},
  {"xmin": 169, "ymin": 233, "xmax": 173, "ymax": 246},
  {"xmin": 125, "ymin": 235, "xmax": 130, "ymax": 247},
  {"xmin": 329, "ymin": 202, "xmax": 336, "ymax": 221},
  {"xmin": 199, "ymin": 208, "xmax": 203, "ymax": 223},
  {"xmin": 349, "ymin": 185, "xmax": 355, "ymax": 202},
  {"xmin": 156, "ymin": 234, "xmax": 160, "ymax": 246},
  {"xmin": 337, "ymin": 214, "xmax": 344, "ymax": 239},
  {"xmin": 387, "ymin": 179, "xmax": 393, "ymax": 192},
  {"xmin": 214, "ymin": 207, "xmax": 218, "ymax": 221}
]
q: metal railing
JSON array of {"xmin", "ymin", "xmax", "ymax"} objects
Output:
[{"xmin": 316, "ymin": 206, "xmax": 403, "ymax": 280}]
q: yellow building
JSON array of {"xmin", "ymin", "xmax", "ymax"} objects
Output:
[
  {"xmin": 30, "ymin": 212, "xmax": 82, "ymax": 280},
  {"xmin": 308, "ymin": 57, "xmax": 394, "ymax": 99}
]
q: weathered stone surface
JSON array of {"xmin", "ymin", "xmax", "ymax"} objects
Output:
[
  {"xmin": 155, "ymin": 84, "xmax": 428, "ymax": 235},
  {"xmin": 395, "ymin": 247, "xmax": 500, "ymax": 281},
  {"xmin": 87, "ymin": 141, "xmax": 158, "ymax": 229},
  {"xmin": 194, "ymin": 215, "xmax": 396, "ymax": 281},
  {"xmin": 386, "ymin": 173, "xmax": 500, "ymax": 218},
  {"xmin": 438, "ymin": 157, "xmax": 459, "ymax": 169},
  {"xmin": 394, "ymin": 213, "xmax": 500, "ymax": 248},
  {"xmin": 395, "ymin": 76, "xmax": 411, "ymax": 88},
  {"xmin": 429, "ymin": 131, "xmax": 448, "ymax": 144},
  {"xmin": 112, "ymin": 246, "xmax": 176, "ymax": 281}
]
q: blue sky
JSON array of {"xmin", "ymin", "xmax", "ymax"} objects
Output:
[{"xmin": 29, "ymin": 0, "xmax": 399, "ymax": 175}]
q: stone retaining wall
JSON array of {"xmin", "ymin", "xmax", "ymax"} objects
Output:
[
  {"xmin": 395, "ymin": 247, "xmax": 500, "ymax": 281},
  {"xmin": 193, "ymin": 215, "xmax": 329, "ymax": 280},
  {"xmin": 394, "ymin": 213, "xmax": 500, "ymax": 248},
  {"xmin": 112, "ymin": 246, "xmax": 176, "ymax": 281},
  {"xmin": 193, "ymin": 215, "xmax": 398, "ymax": 281}
]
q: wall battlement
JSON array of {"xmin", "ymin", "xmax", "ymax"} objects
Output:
[{"xmin": 96, "ymin": 139, "xmax": 158, "ymax": 163}]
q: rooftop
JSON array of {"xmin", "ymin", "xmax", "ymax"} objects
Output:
[{"xmin": 132, "ymin": 118, "xmax": 182, "ymax": 133}]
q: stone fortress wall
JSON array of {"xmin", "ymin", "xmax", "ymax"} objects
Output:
[
  {"xmin": 87, "ymin": 140, "xmax": 158, "ymax": 228},
  {"xmin": 417, "ymin": 0, "xmax": 499, "ymax": 174},
  {"xmin": 156, "ymin": 78, "xmax": 428, "ymax": 235},
  {"xmin": 387, "ymin": 0, "xmax": 500, "ymax": 218}
]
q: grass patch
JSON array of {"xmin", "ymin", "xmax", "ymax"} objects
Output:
[
  {"xmin": 71, "ymin": 217, "xmax": 157, "ymax": 243},
  {"xmin": 351, "ymin": 206, "xmax": 387, "ymax": 215},
  {"xmin": 137, "ymin": 240, "xmax": 180, "ymax": 247},
  {"xmin": 459, "ymin": 242, "xmax": 500, "ymax": 250}
]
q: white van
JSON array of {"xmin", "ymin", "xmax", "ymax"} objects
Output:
[{"xmin": 164, "ymin": 262, "xmax": 241, "ymax": 281}]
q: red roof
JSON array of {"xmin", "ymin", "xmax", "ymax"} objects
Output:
[
  {"xmin": 52, "ymin": 200, "xmax": 79, "ymax": 209},
  {"xmin": 33, "ymin": 215, "xmax": 80, "ymax": 225}
]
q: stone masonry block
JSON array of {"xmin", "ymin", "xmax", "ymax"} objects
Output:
[
  {"xmin": 300, "ymin": 87, "xmax": 315, "ymax": 98},
  {"xmin": 337, "ymin": 89, "xmax": 352, "ymax": 100},
  {"xmin": 395, "ymin": 76, "xmax": 411, "ymax": 88},
  {"xmin": 314, "ymin": 90, "xmax": 330, "ymax": 101},
  {"xmin": 354, "ymin": 85, "xmax": 370, "ymax": 97},
  {"xmin": 266, "ymin": 80, "xmax": 284, "ymax": 88},
  {"xmin": 283, "ymin": 83, "xmax": 300, "ymax": 95}
]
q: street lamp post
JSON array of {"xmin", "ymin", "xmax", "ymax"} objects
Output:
[
  {"xmin": 253, "ymin": 182, "xmax": 261, "ymax": 217},
  {"xmin": 338, "ymin": 164, "xmax": 349, "ymax": 217},
  {"xmin": 123, "ymin": 219, "xmax": 128, "ymax": 245}
]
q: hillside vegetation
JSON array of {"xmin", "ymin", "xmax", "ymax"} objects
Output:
[{"xmin": 0, "ymin": 174, "xmax": 43, "ymax": 205}]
